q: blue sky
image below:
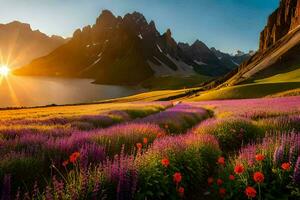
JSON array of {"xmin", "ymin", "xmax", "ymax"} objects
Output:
[{"xmin": 0, "ymin": 0, "xmax": 279, "ymax": 53}]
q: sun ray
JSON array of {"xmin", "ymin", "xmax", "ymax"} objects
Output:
[
  {"xmin": 6, "ymin": 76, "xmax": 36, "ymax": 103},
  {"xmin": 4, "ymin": 76, "xmax": 20, "ymax": 107},
  {"xmin": 5, "ymin": 29, "xmax": 20, "ymax": 67}
]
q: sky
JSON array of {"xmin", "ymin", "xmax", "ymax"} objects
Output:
[{"xmin": 0, "ymin": 0, "xmax": 279, "ymax": 54}]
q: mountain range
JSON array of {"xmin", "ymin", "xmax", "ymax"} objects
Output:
[
  {"xmin": 0, "ymin": 21, "xmax": 67, "ymax": 68},
  {"xmin": 14, "ymin": 10, "xmax": 251, "ymax": 85}
]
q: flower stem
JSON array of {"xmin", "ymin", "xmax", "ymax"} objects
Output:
[{"xmin": 258, "ymin": 183, "xmax": 261, "ymax": 200}]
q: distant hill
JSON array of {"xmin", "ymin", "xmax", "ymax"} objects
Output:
[
  {"xmin": 15, "ymin": 10, "xmax": 249, "ymax": 85},
  {"xmin": 0, "ymin": 21, "xmax": 67, "ymax": 67}
]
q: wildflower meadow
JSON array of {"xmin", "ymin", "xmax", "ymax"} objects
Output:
[{"xmin": 0, "ymin": 97, "xmax": 300, "ymax": 199}]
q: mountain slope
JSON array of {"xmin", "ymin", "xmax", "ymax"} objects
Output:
[
  {"xmin": 0, "ymin": 21, "xmax": 66, "ymax": 67},
  {"xmin": 184, "ymin": 0, "xmax": 300, "ymax": 100},
  {"xmin": 178, "ymin": 41, "xmax": 232, "ymax": 76},
  {"xmin": 210, "ymin": 48, "xmax": 254, "ymax": 69},
  {"xmin": 15, "ymin": 10, "xmax": 242, "ymax": 85},
  {"xmin": 208, "ymin": 0, "xmax": 300, "ymax": 89}
]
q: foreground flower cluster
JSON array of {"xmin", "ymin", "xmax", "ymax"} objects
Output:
[
  {"xmin": 209, "ymin": 133, "xmax": 300, "ymax": 199},
  {"xmin": 0, "ymin": 102, "xmax": 212, "ymax": 199}
]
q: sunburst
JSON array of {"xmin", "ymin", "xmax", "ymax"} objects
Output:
[{"xmin": 0, "ymin": 65, "xmax": 10, "ymax": 76}]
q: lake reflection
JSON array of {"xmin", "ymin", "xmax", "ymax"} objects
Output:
[{"xmin": 0, "ymin": 75, "xmax": 145, "ymax": 108}]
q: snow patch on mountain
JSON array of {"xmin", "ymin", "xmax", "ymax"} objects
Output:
[
  {"xmin": 194, "ymin": 60, "xmax": 208, "ymax": 66},
  {"xmin": 156, "ymin": 44, "xmax": 163, "ymax": 53},
  {"xmin": 138, "ymin": 33, "xmax": 143, "ymax": 39},
  {"xmin": 148, "ymin": 55, "xmax": 195, "ymax": 77}
]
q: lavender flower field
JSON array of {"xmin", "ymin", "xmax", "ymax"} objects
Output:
[{"xmin": 0, "ymin": 97, "xmax": 300, "ymax": 199}]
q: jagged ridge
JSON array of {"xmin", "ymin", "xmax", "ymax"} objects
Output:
[{"xmin": 15, "ymin": 10, "xmax": 244, "ymax": 85}]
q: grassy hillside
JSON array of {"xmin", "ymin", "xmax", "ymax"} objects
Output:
[
  {"xmin": 188, "ymin": 82, "xmax": 300, "ymax": 101},
  {"xmin": 253, "ymin": 66, "xmax": 300, "ymax": 83},
  {"xmin": 267, "ymin": 88, "xmax": 300, "ymax": 97},
  {"xmin": 186, "ymin": 64, "xmax": 300, "ymax": 101},
  {"xmin": 141, "ymin": 75, "xmax": 211, "ymax": 90},
  {"xmin": 101, "ymin": 88, "xmax": 200, "ymax": 102}
]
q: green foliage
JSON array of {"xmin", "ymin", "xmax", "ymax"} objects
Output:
[
  {"xmin": 135, "ymin": 141, "xmax": 221, "ymax": 200},
  {"xmin": 0, "ymin": 156, "xmax": 44, "ymax": 193},
  {"xmin": 125, "ymin": 107, "xmax": 162, "ymax": 119},
  {"xmin": 256, "ymin": 116, "xmax": 300, "ymax": 133},
  {"xmin": 92, "ymin": 124, "xmax": 165, "ymax": 156},
  {"xmin": 195, "ymin": 118, "xmax": 264, "ymax": 151}
]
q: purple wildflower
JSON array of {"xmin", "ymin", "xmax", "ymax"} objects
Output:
[
  {"xmin": 293, "ymin": 156, "xmax": 300, "ymax": 185},
  {"xmin": 239, "ymin": 144, "xmax": 256, "ymax": 166},
  {"xmin": 1, "ymin": 174, "xmax": 11, "ymax": 200},
  {"xmin": 273, "ymin": 145, "xmax": 284, "ymax": 165}
]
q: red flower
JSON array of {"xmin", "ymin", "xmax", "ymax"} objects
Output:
[
  {"xmin": 217, "ymin": 157, "xmax": 225, "ymax": 166},
  {"xmin": 157, "ymin": 133, "xmax": 163, "ymax": 138},
  {"xmin": 255, "ymin": 154, "xmax": 265, "ymax": 162},
  {"xmin": 281, "ymin": 162, "xmax": 291, "ymax": 171},
  {"xmin": 253, "ymin": 172, "xmax": 264, "ymax": 183},
  {"xmin": 234, "ymin": 164, "xmax": 244, "ymax": 174},
  {"xmin": 178, "ymin": 187, "xmax": 184, "ymax": 197},
  {"xmin": 69, "ymin": 152, "xmax": 80, "ymax": 163},
  {"xmin": 207, "ymin": 177, "xmax": 214, "ymax": 186},
  {"xmin": 245, "ymin": 186, "xmax": 256, "ymax": 198},
  {"xmin": 219, "ymin": 188, "xmax": 226, "ymax": 197},
  {"xmin": 143, "ymin": 138, "xmax": 148, "ymax": 144},
  {"xmin": 62, "ymin": 160, "xmax": 69, "ymax": 167},
  {"xmin": 229, "ymin": 174, "xmax": 235, "ymax": 181},
  {"xmin": 217, "ymin": 178, "xmax": 223, "ymax": 186},
  {"xmin": 161, "ymin": 158, "xmax": 170, "ymax": 167},
  {"xmin": 136, "ymin": 143, "xmax": 142, "ymax": 150},
  {"xmin": 173, "ymin": 172, "xmax": 182, "ymax": 184}
]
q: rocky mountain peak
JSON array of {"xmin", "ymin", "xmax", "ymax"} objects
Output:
[
  {"xmin": 96, "ymin": 10, "xmax": 117, "ymax": 27},
  {"xmin": 147, "ymin": 20, "xmax": 159, "ymax": 35},
  {"xmin": 161, "ymin": 28, "xmax": 177, "ymax": 50},
  {"xmin": 164, "ymin": 29, "xmax": 172, "ymax": 38},
  {"xmin": 97, "ymin": 10, "xmax": 115, "ymax": 21},
  {"xmin": 192, "ymin": 40, "xmax": 209, "ymax": 50},
  {"xmin": 123, "ymin": 11, "xmax": 149, "ymax": 33},
  {"xmin": 178, "ymin": 42, "xmax": 190, "ymax": 50},
  {"xmin": 2, "ymin": 21, "xmax": 32, "ymax": 31},
  {"xmin": 124, "ymin": 11, "xmax": 147, "ymax": 23},
  {"xmin": 149, "ymin": 20, "xmax": 156, "ymax": 28}
]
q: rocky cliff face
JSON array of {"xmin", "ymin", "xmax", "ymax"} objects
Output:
[{"xmin": 259, "ymin": 0, "xmax": 300, "ymax": 52}]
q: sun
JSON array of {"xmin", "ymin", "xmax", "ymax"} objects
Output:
[{"xmin": 0, "ymin": 65, "xmax": 10, "ymax": 76}]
